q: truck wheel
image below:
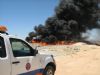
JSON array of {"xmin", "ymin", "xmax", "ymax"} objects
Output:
[{"xmin": 43, "ymin": 66, "xmax": 55, "ymax": 75}]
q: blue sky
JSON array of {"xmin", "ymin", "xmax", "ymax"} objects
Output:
[{"xmin": 0, "ymin": 0, "xmax": 59, "ymax": 39}]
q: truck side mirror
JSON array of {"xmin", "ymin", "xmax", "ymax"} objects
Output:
[{"xmin": 34, "ymin": 50, "xmax": 38, "ymax": 56}]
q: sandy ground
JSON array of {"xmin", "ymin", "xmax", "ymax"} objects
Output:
[{"xmin": 32, "ymin": 42, "xmax": 100, "ymax": 75}]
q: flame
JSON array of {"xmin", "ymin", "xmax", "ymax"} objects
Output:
[
  {"xmin": 32, "ymin": 40, "xmax": 36, "ymax": 43},
  {"xmin": 32, "ymin": 40, "xmax": 76, "ymax": 46},
  {"xmin": 0, "ymin": 26, "xmax": 7, "ymax": 32},
  {"xmin": 40, "ymin": 42, "xmax": 48, "ymax": 46},
  {"xmin": 57, "ymin": 41, "xmax": 65, "ymax": 45}
]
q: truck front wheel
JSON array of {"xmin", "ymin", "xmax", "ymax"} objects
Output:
[{"xmin": 43, "ymin": 66, "xmax": 55, "ymax": 75}]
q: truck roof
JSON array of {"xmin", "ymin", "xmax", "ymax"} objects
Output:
[{"xmin": 0, "ymin": 32, "xmax": 22, "ymax": 40}]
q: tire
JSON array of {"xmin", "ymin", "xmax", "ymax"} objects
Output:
[{"xmin": 43, "ymin": 66, "xmax": 55, "ymax": 75}]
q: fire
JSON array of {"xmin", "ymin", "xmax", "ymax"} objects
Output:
[
  {"xmin": 32, "ymin": 40, "xmax": 36, "ymax": 43},
  {"xmin": 40, "ymin": 42, "xmax": 48, "ymax": 46},
  {"xmin": 32, "ymin": 40, "xmax": 76, "ymax": 46},
  {"xmin": 57, "ymin": 41, "xmax": 65, "ymax": 45},
  {"xmin": 0, "ymin": 26, "xmax": 7, "ymax": 32}
]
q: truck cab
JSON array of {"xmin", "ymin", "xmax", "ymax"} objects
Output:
[{"xmin": 0, "ymin": 32, "xmax": 56, "ymax": 75}]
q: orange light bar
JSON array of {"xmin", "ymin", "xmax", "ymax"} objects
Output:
[{"xmin": 0, "ymin": 26, "xmax": 7, "ymax": 32}]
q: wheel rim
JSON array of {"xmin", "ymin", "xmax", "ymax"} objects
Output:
[{"xmin": 46, "ymin": 69, "xmax": 53, "ymax": 75}]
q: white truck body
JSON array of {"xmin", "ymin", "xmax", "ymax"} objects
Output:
[{"xmin": 0, "ymin": 33, "xmax": 56, "ymax": 75}]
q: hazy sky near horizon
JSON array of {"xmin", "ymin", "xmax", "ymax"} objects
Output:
[{"xmin": 0, "ymin": 0, "xmax": 59, "ymax": 39}]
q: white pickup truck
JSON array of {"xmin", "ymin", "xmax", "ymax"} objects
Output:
[{"xmin": 0, "ymin": 32, "xmax": 56, "ymax": 75}]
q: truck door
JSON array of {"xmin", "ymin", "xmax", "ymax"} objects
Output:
[
  {"xmin": 0, "ymin": 36, "xmax": 11, "ymax": 75},
  {"xmin": 10, "ymin": 38, "xmax": 43, "ymax": 75}
]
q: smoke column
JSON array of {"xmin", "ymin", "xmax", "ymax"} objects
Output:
[
  {"xmin": 82, "ymin": 28, "xmax": 100, "ymax": 44},
  {"xmin": 29, "ymin": 0, "xmax": 98, "ymax": 44},
  {"xmin": 81, "ymin": 0, "xmax": 100, "ymax": 45}
]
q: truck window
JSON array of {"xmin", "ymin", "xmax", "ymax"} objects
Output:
[
  {"xmin": 10, "ymin": 38, "xmax": 33, "ymax": 57},
  {"xmin": 0, "ymin": 36, "xmax": 6, "ymax": 58}
]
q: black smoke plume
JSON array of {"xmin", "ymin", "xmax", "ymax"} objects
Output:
[{"xmin": 26, "ymin": 0, "xmax": 98, "ymax": 44}]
